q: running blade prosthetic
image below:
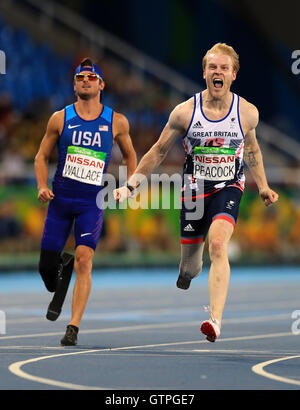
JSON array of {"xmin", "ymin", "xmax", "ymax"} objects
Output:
[
  {"xmin": 176, "ymin": 273, "xmax": 192, "ymax": 290},
  {"xmin": 46, "ymin": 253, "xmax": 74, "ymax": 321}
]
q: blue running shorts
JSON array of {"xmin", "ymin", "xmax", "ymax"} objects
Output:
[{"xmin": 41, "ymin": 194, "xmax": 104, "ymax": 252}]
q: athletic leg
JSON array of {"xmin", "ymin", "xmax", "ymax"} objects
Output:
[
  {"xmin": 39, "ymin": 198, "xmax": 74, "ymax": 292},
  {"xmin": 200, "ymin": 219, "xmax": 233, "ymax": 342},
  {"xmin": 200, "ymin": 187, "xmax": 243, "ymax": 341},
  {"xmin": 61, "ymin": 201, "xmax": 104, "ymax": 345},
  {"xmin": 60, "ymin": 246, "xmax": 93, "ymax": 346},
  {"xmin": 207, "ymin": 218, "xmax": 234, "ymax": 326},
  {"xmin": 69, "ymin": 245, "xmax": 94, "ymax": 328}
]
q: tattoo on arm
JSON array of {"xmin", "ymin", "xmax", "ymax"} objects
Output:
[{"xmin": 245, "ymin": 149, "xmax": 259, "ymax": 167}]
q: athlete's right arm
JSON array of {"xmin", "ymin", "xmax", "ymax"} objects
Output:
[
  {"xmin": 113, "ymin": 102, "xmax": 188, "ymax": 202},
  {"xmin": 34, "ymin": 110, "xmax": 63, "ymax": 203}
]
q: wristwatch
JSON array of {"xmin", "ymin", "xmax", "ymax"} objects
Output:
[{"xmin": 126, "ymin": 183, "xmax": 135, "ymax": 195}]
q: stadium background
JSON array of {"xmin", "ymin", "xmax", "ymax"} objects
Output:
[{"xmin": 0, "ymin": 0, "xmax": 299, "ymax": 271}]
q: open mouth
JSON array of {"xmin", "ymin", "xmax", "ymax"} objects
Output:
[{"xmin": 213, "ymin": 78, "xmax": 223, "ymax": 89}]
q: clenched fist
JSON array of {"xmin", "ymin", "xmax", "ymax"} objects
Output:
[
  {"xmin": 38, "ymin": 187, "xmax": 55, "ymax": 203},
  {"xmin": 259, "ymin": 187, "xmax": 279, "ymax": 207},
  {"xmin": 113, "ymin": 186, "xmax": 131, "ymax": 203}
]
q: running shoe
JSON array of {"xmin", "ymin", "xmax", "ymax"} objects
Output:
[
  {"xmin": 200, "ymin": 318, "xmax": 220, "ymax": 342},
  {"xmin": 61, "ymin": 325, "xmax": 78, "ymax": 346}
]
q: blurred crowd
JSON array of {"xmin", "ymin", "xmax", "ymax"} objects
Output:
[
  {"xmin": 0, "ymin": 19, "xmax": 299, "ymax": 264},
  {"xmin": 0, "ymin": 16, "xmax": 185, "ymax": 179},
  {"xmin": 0, "ymin": 182, "xmax": 300, "ymax": 264}
]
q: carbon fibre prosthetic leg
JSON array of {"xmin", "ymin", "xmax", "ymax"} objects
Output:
[
  {"xmin": 46, "ymin": 253, "xmax": 74, "ymax": 321},
  {"xmin": 176, "ymin": 243, "xmax": 204, "ymax": 290}
]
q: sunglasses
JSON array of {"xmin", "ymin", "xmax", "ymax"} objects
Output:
[{"xmin": 74, "ymin": 73, "xmax": 101, "ymax": 82}]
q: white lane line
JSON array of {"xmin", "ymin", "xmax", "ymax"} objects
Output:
[
  {"xmin": 0, "ymin": 346, "xmax": 75, "ymax": 350},
  {"xmin": 0, "ymin": 313, "xmax": 290, "ymax": 341},
  {"xmin": 0, "ymin": 322, "xmax": 199, "ymax": 341},
  {"xmin": 252, "ymin": 355, "xmax": 300, "ymax": 387},
  {"xmin": 8, "ymin": 331, "xmax": 293, "ymax": 390},
  {"xmin": 5, "ymin": 299, "xmax": 299, "ymax": 321},
  {"xmin": 8, "ymin": 350, "xmax": 112, "ymax": 390}
]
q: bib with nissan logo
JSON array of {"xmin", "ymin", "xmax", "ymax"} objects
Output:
[
  {"xmin": 193, "ymin": 146, "xmax": 236, "ymax": 181},
  {"xmin": 62, "ymin": 146, "xmax": 106, "ymax": 186}
]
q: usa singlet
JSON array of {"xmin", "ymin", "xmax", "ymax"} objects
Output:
[
  {"xmin": 53, "ymin": 103, "xmax": 114, "ymax": 196},
  {"xmin": 41, "ymin": 103, "xmax": 114, "ymax": 252},
  {"xmin": 182, "ymin": 92, "xmax": 245, "ymax": 195}
]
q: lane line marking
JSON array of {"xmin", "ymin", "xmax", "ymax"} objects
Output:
[
  {"xmin": 8, "ymin": 331, "xmax": 293, "ymax": 390},
  {"xmin": 0, "ymin": 313, "xmax": 290, "ymax": 341},
  {"xmin": 252, "ymin": 355, "xmax": 300, "ymax": 386}
]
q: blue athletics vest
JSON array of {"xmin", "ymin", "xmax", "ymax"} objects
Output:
[{"xmin": 52, "ymin": 103, "xmax": 114, "ymax": 197}]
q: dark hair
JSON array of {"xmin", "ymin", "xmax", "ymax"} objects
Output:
[{"xmin": 80, "ymin": 57, "xmax": 93, "ymax": 68}]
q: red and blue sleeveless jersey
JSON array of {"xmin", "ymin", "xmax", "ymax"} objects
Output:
[{"xmin": 52, "ymin": 103, "xmax": 114, "ymax": 197}]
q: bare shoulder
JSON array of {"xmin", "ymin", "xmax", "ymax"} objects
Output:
[
  {"xmin": 239, "ymin": 96, "xmax": 259, "ymax": 131},
  {"xmin": 49, "ymin": 109, "xmax": 64, "ymax": 124},
  {"xmin": 113, "ymin": 111, "xmax": 129, "ymax": 136},
  {"xmin": 46, "ymin": 109, "xmax": 64, "ymax": 135},
  {"xmin": 169, "ymin": 96, "xmax": 194, "ymax": 133}
]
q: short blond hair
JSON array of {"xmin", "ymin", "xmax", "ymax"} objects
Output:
[{"xmin": 202, "ymin": 43, "xmax": 240, "ymax": 72}]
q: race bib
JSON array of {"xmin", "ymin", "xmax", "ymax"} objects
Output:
[
  {"xmin": 62, "ymin": 146, "xmax": 106, "ymax": 186},
  {"xmin": 193, "ymin": 146, "xmax": 235, "ymax": 181}
]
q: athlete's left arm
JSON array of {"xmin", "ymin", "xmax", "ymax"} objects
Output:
[
  {"xmin": 113, "ymin": 112, "xmax": 137, "ymax": 178},
  {"xmin": 243, "ymin": 102, "xmax": 279, "ymax": 206}
]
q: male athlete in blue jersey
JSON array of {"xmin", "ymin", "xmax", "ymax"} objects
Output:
[{"xmin": 35, "ymin": 58, "xmax": 137, "ymax": 345}]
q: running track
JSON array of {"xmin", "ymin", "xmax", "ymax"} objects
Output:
[{"xmin": 0, "ymin": 266, "xmax": 300, "ymax": 392}]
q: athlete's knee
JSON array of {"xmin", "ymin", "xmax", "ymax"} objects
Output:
[
  {"xmin": 39, "ymin": 249, "xmax": 62, "ymax": 292},
  {"xmin": 209, "ymin": 237, "xmax": 227, "ymax": 259},
  {"xmin": 75, "ymin": 247, "xmax": 93, "ymax": 274}
]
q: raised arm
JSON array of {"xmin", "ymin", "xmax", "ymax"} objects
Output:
[
  {"xmin": 242, "ymin": 102, "xmax": 278, "ymax": 206},
  {"xmin": 34, "ymin": 110, "xmax": 63, "ymax": 202}
]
